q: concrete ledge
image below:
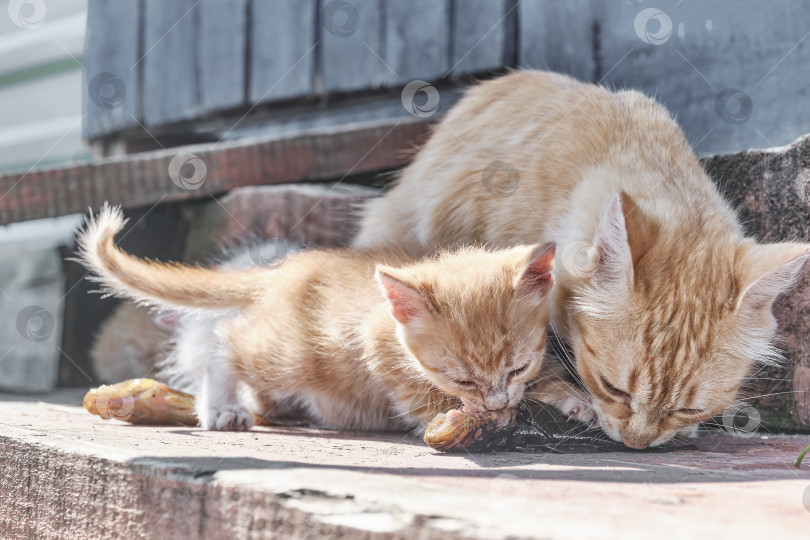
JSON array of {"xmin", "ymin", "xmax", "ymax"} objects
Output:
[{"xmin": 2, "ymin": 392, "xmax": 809, "ymax": 539}]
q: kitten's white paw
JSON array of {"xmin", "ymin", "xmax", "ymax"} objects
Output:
[
  {"xmin": 201, "ymin": 404, "xmax": 254, "ymax": 431},
  {"xmin": 676, "ymin": 424, "xmax": 699, "ymax": 439},
  {"xmin": 558, "ymin": 397, "xmax": 597, "ymax": 425}
]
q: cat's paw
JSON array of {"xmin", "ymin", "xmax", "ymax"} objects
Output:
[
  {"xmin": 200, "ymin": 404, "xmax": 254, "ymax": 431},
  {"xmin": 557, "ymin": 397, "xmax": 597, "ymax": 425}
]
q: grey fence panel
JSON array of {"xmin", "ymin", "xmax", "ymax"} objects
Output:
[
  {"xmin": 450, "ymin": 0, "xmax": 516, "ymax": 76},
  {"xmin": 321, "ymin": 0, "xmax": 387, "ymax": 93},
  {"xmin": 200, "ymin": 0, "xmax": 248, "ymax": 112},
  {"xmin": 85, "ymin": 0, "xmax": 810, "ymax": 161},
  {"xmin": 83, "ymin": 0, "xmax": 142, "ymax": 139},
  {"xmin": 249, "ymin": 0, "xmax": 317, "ymax": 103},
  {"xmin": 598, "ymin": 0, "xmax": 810, "ymax": 156},
  {"xmin": 142, "ymin": 0, "xmax": 201, "ymax": 126},
  {"xmin": 519, "ymin": 0, "xmax": 595, "ymax": 83},
  {"xmin": 384, "ymin": 0, "xmax": 450, "ymax": 85}
]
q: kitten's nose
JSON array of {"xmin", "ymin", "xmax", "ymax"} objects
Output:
[{"xmin": 484, "ymin": 392, "xmax": 508, "ymax": 411}]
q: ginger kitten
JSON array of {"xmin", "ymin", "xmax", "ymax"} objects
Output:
[
  {"xmin": 354, "ymin": 70, "xmax": 810, "ymax": 448},
  {"xmin": 91, "ymin": 239, "xmax": 302, "ymax": 390},
  {"xmin": 78, "ymin": 205, "xmax": 556, "ymax": 432}
]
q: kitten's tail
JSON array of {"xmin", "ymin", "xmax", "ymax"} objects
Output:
[{"xmin": 78, "ymin": 204, "xmax": 259, "ymax": 311}]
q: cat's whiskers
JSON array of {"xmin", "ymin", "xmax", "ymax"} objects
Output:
[
  {"xmin": 736, "ymin": 389, "xmax": 808, "ymax": 401},
  {"xmin": 390, "ymin": 394, "xmax": 449, "ymax": 419},
  {"xmin": 742, "ymin": 376, "xmax": 792, "ymax": 382},
  {"xmin": 520, "ymin": 396, "xmax": 573, "ymax": 434},
  {"xmin": 547, "ymin": 325, "xmax": 581, "ymax": 383}
]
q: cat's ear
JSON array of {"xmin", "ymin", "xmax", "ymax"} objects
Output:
[
  {"xmin": 375, "ymin": 267, "xmax": 435, "ymax": 326},
  {"xmin": 515, "ymin": 243, "xmax": 555, "ymax": 302},
  {"xmin": 592, "ymin": 191, "xmax": 658, "ymax": 283},
  {"xmin": 736, "ymin": 242, "xmax": 810, "ymax": 311}
]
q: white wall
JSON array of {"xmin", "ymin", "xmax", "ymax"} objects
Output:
[
  {"xmin": 0, "ymin": 0, "xmax": 89, "ymax": 174},
  {"xmin": 0, "ymin": 1, "xmax": 89, "ymax": 390}
]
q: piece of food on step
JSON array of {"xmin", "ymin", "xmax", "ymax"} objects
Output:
[
  {"xmin": 423, "ymin": 409, "xmax": 500, "ymax": 451},
  {"xmin": 82, "ymin": 378, "xmax": 309, "ymax": 428},
  {"xmin": 83, "ymin": 378, "xmax": 198, "ymax": 426}
]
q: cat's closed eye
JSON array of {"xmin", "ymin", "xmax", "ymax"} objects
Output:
[
  {"xmin": 453, "ymin": 379, "xmax": 476, "ymax": 389},
  {"xmin": 600, "ymin": 375, "xmax": 632, "ymax": 405},
  {"xmin": 673, "ymin": 408, "xmax": 704, "ymax": 416}
]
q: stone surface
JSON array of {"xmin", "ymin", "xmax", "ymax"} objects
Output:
[
  {"xmin": 1, "ymin": 391, "xmax": 809, "ymax": 539},
  {"xmin": 703, "ymin": 133, "xmax": 810, "ymax": 431}
]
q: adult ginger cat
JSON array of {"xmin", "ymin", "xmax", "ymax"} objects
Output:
[
  {"xmin": 354, "ymin": 70, "xmax": 810, "ymax": 448},
  {"xmin": 79, "ymin": 205, "xmax": 562, "ymax": 432}
]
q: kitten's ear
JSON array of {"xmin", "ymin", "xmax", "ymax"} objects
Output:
[
  {"xmin": 592, "ymin": 192, "xmax": 658, "ymax": 283},
  {"xmin": 515, "ymin": 243, "xmax": 555, "ymax": 302},
  {"xmin": 375, "ymin": 267, "xmax": 435, "ymax": 325},
  {"xmin": 736, "ymin": 242, "xmax": 810, "ymax": 311}
]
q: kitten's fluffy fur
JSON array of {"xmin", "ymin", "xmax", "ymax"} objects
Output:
[
  {"xmin": 79, "ymin": 205, "xmax": 558, "ymax": 432},
  {"xmin": 355, "ymin": 70, "xmax": 810, "ymax": 448}
]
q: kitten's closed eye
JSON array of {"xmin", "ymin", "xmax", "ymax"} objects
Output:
[
  {"xmin": 453, "ymin": 379, "xmax": 476, "ymax": 389},
  {"xmin": 509, "ymin": 364, "xmax": 529, "ymax": 379},
  {"xmin": 600, "ymin": 375, "xmax": 631, "ymax": 405}
]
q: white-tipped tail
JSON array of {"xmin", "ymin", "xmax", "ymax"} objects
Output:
[{"xmin": 78, "ymin": 203, "xmax": 259, "ymax": 311}]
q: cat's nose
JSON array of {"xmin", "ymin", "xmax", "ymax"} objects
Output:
[{"xmin": 621, "ymin": 433, "xmax": 653, "ymax": 450}]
